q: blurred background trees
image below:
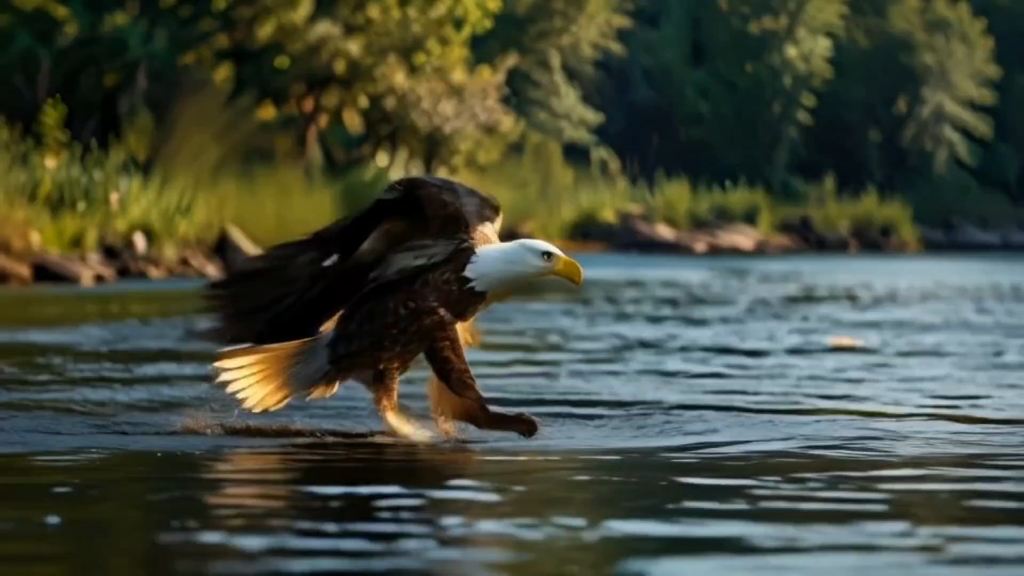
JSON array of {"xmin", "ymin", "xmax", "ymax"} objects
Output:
[{"xmin": 2, "ymin": 0, "xmax": 1022, "ymax": 236}]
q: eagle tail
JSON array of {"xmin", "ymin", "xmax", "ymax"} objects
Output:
[{"xmin": 211, "ymin": 333, "xmax": 339, "ymax": 413}]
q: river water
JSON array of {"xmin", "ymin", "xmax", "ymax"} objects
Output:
[{"xmin": 1, "ymin": 253, "xmax": 1023, "ymax": 575}]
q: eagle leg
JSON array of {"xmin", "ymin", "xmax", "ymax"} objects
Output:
[
  {"xmin": 423, "ymin": 323, "xmax": 539, "ymax": 439},
  {"xmin": 427, "ymin": 373, "xmax": 467, "ymax": 440},
  {"xmin": 428, "ymin": 320, "xmax": 479, "ymax": 440},
  {"xmin": 370, "ymin": 367, "xmax": 436, "ymax": 443}
]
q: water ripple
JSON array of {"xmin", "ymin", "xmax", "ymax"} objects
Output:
[{"xmin": 2, "ymin": 254, "xmax": 1024, "ymax": 574}]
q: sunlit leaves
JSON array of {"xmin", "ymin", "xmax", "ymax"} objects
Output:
[
  {"xmin": 4, "ymin": 0, "xmax": 1021, "ymax": 214},
  {"xmin": 341, "ymin": 106, "xmax": 365, "ymax": 136},
  {"xmin": 211, "ymin": 0, "xmax": 516, "ymax": 171},
  {"xmin": 726, "ymin": 0, "xmax": 849, "ymax": 157},
  {"xmin": 890, "ymin": 0, "xmax": 1003, "ymax": 173},
  {"xmin": 476, "ymin": 0, "xmax": 633, "ymax": 145}
]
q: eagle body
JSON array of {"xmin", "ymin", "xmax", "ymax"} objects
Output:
[{"xmin": 210, "ymin": 223, "xmax": 584, "ymax": 440}]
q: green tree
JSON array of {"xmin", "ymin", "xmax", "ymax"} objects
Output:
[
  {"xmin": 968, "ymin": 0, "xmax": 1024, "ymax": 199},
  {"xmin": 801, "ymin": 0, "xmax": 916, "ymax": 191},
  {"xmin": 474, "ymin": 0, "xmax": 633, "ymax": 146},
  {"xmin": 719, "ymin": 0, "xmax": 850, "ymax": 193},
  {"xmin": 595, "ymin": 1, "xmax": 770, "ymax": 183},
  {"xmin": 598, "ymin": 0, "xmax": 848, "ymax": 193},
  {"xmin": 889, "ymin": 0, "xmax": 1002, "ymax": 174},
  {"xmin": 220, "ymin": 0, "xmax": 518, "ymax": 174},
  {"xmin": 0, "ymin": 0, "xmax": 230, "ymax": 149}
]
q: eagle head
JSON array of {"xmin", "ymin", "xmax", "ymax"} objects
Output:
[{"xmin": 463, "ymin": 239, "xmax": 584, "ymax": 293}]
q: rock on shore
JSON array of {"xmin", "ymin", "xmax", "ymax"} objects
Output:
[
  {"xmin": 917, "ymin": 222, "xmax": 1024, "ymax": 251},
  {"xmin": 561, "ymin": 211, "xmax": 906, "ymax": 255},
  {"xmin": 3, "ymin": 217, "xmax": 1024, "ymax": 287},
  {"xmin": 0, "ymin": 226, "xmax": 262, "ymax": 287},
  {"xmin": 560, "ymin": 212, "xmax": 1024, "ymax": 254}
]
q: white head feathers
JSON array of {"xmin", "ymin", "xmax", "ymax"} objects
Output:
[{"xmin": 462, "ymin": 239, "xmax": 584, "ymax": 293}]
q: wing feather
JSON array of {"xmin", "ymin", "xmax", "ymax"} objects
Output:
[{"xmin": 203, "ymin": 176, "xmax": 502, "ymax": 345}]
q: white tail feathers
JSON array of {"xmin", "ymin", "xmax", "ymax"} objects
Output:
[{"xmin": 212, "ymin": 333, "xmax": 338, "ymax": 413}]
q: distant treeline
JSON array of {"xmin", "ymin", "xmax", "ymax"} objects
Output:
[{"xmin": 2, "ymin": 0, "xmax": 1023, "ymax": 226}]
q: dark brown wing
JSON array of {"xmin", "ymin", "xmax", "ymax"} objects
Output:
[
  {"xmin": 362, "ymin": 238, "xmax": 472, "ymax": 287},
  {"xmin": 322, "ymin": 238, "xmax": 476, "ymax": 363},
  {"xmin": 203, "ymin": 176, "xmax": 502, "ymax": 345}
]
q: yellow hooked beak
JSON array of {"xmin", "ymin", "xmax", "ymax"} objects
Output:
[{"xmin": 549, "ymin": 254, "xmax": 584, "ymax": 286}]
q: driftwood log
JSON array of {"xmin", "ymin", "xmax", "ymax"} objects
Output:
[
  {"xmin": 182, "ymin": 248, "xmax": 225, "ymax": 281},
  {"xmin": 0, "ymin": 253, "xmax": 33, "ymax": 285},
  {"xmin": 31, "ymin": 253, "xmax": 100, "ymax": 287},
  {"xmin": 213, "ymin": 223, "xmax": 263, "ymax": 274},
  {"xmin": 84, "ymin": 252, "xmax": 118, "ymax": 283}
]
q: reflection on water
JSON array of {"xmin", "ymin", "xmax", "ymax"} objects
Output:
[{"xmin": 1, "ymin": 254, "xmax": 1024, "ymax": 575}]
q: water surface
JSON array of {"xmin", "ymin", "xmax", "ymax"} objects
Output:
[{"xmin": 1, "ymin": 254, "xmax": 1023, "ymax": 575}]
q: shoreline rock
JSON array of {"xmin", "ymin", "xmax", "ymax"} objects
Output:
[
  {"xmin": 4, "ymin": 219, "xmax": 1024, "ymax": 288},
  {"xmin": 0, "ymin": 225, "xmax": 259, "ymax": 288},
  {"xmin": 566, "ymin": 214, "xmax": 1024, "ymax": 255},
  {"xmin": 917, "ymin": 222, "xmax": 1024, "ymax": 251},
  {"xmin": 562, "ymin": 212, "xmax": 908, "ymax": 255}
]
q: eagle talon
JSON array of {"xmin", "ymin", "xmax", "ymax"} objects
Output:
[{"xmin": 512, "ymin": 413, "xmax": 539, "ymax": 438}]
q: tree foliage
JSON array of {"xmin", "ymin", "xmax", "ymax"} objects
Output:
[
  {"xmin": 890, "ymin": 0, "xmax": 1002, "ymax": 173},
  {"xmin": 2, "ymin": 0, "xmax": 1023, "ymax": 225}
]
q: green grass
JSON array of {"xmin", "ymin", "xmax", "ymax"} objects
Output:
[
  {"xmin": 1, "ymin": 97, "xmax": 921, "ymax": 258},
  {"xmin": 781, "ymin": 173, "xmax": 920, "ymax": 249},
  {"xmin": 0, "ymin": 95, "xmax": 385, "ymax": 257},
  {"xmin": 454, "ymin": 153, "xmax": 917, "ymax": 249},
  {"xmin": 452, "ymin": 142, "xmax": 645, "ymax": 240},
  {"xmin": 0, "ymin": 133, "xmax": 356, "ymax": 257}
]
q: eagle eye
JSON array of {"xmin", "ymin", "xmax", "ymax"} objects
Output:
[{"xmin": 541, "ymin": 251, "xmax": 553, "ymax": 261}]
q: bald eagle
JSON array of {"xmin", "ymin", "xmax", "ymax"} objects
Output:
[
  {"xmin": 211, "ymin": 236, "xmax": 583, "ymax": 439},
  {"xmin": 204, "ymin": 176, "xmax": 581, "ymax": 441}
]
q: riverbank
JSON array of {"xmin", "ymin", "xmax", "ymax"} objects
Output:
[
  {"xmin": 554, "ymin": 211, "xmax": 1024, "ymax": 255},
  {"xmin": 12, "ymin": 99, "xmax": 1024, "ymax": 288},
  {"xmin": 3, "ymin": 214, "xmax": 1023, "ymax": 288},
  {"xmin": 3, "ymin": 116, "xmax": 1020, "ymax": 288}
]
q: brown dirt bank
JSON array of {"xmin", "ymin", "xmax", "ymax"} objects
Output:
[{"xmin": 2, "ymin": 218, "xmax": 1023, "ymax": 288}]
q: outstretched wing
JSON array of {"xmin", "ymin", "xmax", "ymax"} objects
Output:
[{"xmin": 204, "ymin": 176, "xmax": 503, "ymax": 345}]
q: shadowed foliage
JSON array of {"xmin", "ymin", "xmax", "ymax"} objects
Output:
[{"xmin": 2, "ymin": 0, "xmax": 1023, "ymax": 256}]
